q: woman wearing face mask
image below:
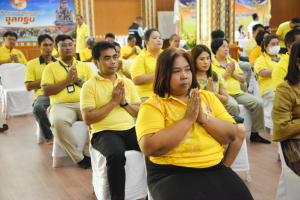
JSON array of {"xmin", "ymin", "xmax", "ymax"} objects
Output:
[
  {"xmin": 131, "ymin": 28, "xmax": 163, "ymax": 102},
  {"xmin": 254, "ymin": 35, "xmax": 282, "ymax": 101}
]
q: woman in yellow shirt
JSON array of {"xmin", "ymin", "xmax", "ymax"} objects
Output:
[
  {"xmin": 249, "ymin": 31, "xmax": 270, "ymax": 65},
  {"xmin": 254, "ymin": 35, "xmax": 282, "ymax": 100},
  {"xmin": 131, "ymin": 28, "xmax": 163, "ymax": 102},
  {"xmin": 191, "ymin": 44, "xmax": 246, "ymax": 167},
  {"xmin": 136, "ymin": 48, "xmax": 253, "ymax": 199}
]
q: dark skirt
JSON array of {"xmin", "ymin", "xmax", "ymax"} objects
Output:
[
  {"xmin": 281, "ymin": 139, "xmax": 300, "ymax": 177},
  {"xmin": 147, "ymin": 160, "xmax": 253, "ymax": 200}
]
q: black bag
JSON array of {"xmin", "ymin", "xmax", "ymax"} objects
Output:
[{"xmin": 229, "ymin": 113, "xmax": 244, "ymax": 124}]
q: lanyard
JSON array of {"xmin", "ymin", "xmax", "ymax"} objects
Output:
[{"xmin": 59, "ymin": 60, "xmax": 70, "ymax": 73}]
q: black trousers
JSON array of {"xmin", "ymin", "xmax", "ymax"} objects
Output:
[
  {"xmin": 91, "ymin": 127, "xmax": 140, "ymax": 200},
  {"xmin": 147, "ymin": 161, "xmax": 253, "ymax": 200},
  {"xmin": 33, "ymin": 95, "xmax": 52, "ymax": 139}
]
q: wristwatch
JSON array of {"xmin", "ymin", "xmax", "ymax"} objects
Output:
[
  {"xmin": 120, "ymin": 99, "xmax": 129, "ymax": 108},
  {"xmin": 74, "ymin": 78, "xmax": 82, "ymax": 86}
]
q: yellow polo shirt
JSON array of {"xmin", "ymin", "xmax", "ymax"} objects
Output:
[
  {"xmin": 131, "ymin": 49, "xmax": 163, "ymax": 98},
  {"xmin": 0, "ymin": 46, "xmax": 27, "ymax": 64},
  {"xmin": 136, "ymin": 90, "xmax": 236, "ymax": 168},
  {"xmin": 76, "ymin": 23, "xmax": 89, "ymax": 53},
  {"xmin": 117, "ymin": 59, "xmax": 131, "ymax": 78},
  {"xmin": 276, "ymin": 21, "xmax": 292, "ymax": 48},
  {"xmin": 80, "ymin": 73, "xmax": 141, "ymax": 138},
  {"xmin": 254, "ymin": 52, "xmax": 282, "ymax": 96},
  {"xmin": 41, "ymin": 57, "xmax": 94, "ymax": 105},
  {"xmin": 120, "ymin": 45, "xmax": 141, "ymax": 60},
  {"xmin": 79, "ymin": 48, "xmax": 93, "ymax": 62},
  {"xmin": 245, "ymin": 37, "xmax": 257, "ymax": 57},
  {"xmin": 272, "ymin": 54, "xmax": 289, "ymax": 92},
  {"xmin": 211, "ymin": 57, "xmax": 244, "ymax": 95},
  {"xmin": 249, "ymin": 46, "xmax": 262, "ymax": 63},
  {"xmin": 52, "ymin": 48, "xmax": 58, "ymax": 57},
  {"xmin": 25, "ymin": 56, "xmax": 57, "ymax": 100}
]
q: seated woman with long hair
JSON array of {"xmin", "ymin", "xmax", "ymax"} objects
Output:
[
  {"xmin": 273, "ymin": 40, "xmax": 300, "ymax": 176},
  {"xmin": 136, "ymin": 47, "xmax": 253, "ymax": 199},
  {"xmin": 191, "ymin": 44, "xmax": 246, "ymax": 167}
]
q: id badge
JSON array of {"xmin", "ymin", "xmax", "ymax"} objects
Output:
[{"xmin": 67, "ymin": 85, "xmax": 75, "ymax": 93}]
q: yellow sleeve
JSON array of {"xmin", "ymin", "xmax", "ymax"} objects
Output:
[
  {"xmin": 136, "ymin": 101, "xmax": 165, "ymax": 142},
  {"xmin": 254, "ymin": 56, "xmax": 267, "ymax": 76},
  {"xmin": 249, "ymin": 48, "xmax": 258, "ymax": 63},
  {"xmin": 80, "ymin": 50, "xmax": 87, "ymax": 62},
  {"xmin": 123, "ymin": 60, "xmax": 132, "ymax": 72},
  {"xmin": 84, "ymin": 26, "xmax": 89, "ymax": 37},
  {"xmin": 127, "ymin": 79, "xmax": 141, "ymax": 104},
  {"xmin": 272, "ymin": 60, "xmax": 288, "ymax": 92},
  {"xmin": 131, "ymin": 55, "xmax": 145, "ymax": 80},
  {"xmin": 41, "ymin": 65, "xmax": 54, "ymax": 86},
  {"xmin": 24, "ymin": 61, "xmax": 35, "ymax": 82},
  {"xmin": 276, "ymin": 24, "xmax": 283, "ymax": 36},
  {"xmin": 19, "ymin": 51, "xmax": 27, "ymax": 64},
  {"xmin": 80, "ymin": 81, "xmax": 96, "ymax": 110}
]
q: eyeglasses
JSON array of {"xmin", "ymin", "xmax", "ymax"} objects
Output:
[{"xmin": 59, "ymin": 43, "xmax": 74, "ymax": 48}]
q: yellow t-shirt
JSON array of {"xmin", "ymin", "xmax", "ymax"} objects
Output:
[
  {"xmin": 276, "ymin": 21, "xmax": 292, "ymax": 48},
  {"xmin": 79, "ymin": 48, "xmax": 93, "ymax": 62},
  {"xmin": 244, "ymin": 37, "xmax": 257, "ymax": 57},
  {"xmin": 52, "ymin": 48, "xmax": 58, "ymax": 57},
  {"xmin": 197, "ymin": 72, "xmax": 227, "ymax": 94},
  {"xmin": 272, "ymin": 54, "xmax": 289, "ymax": 92},
  {"xmin": 254, "ymin": 52, "xmax": 282, "ymax": 96},
  {"xmin": 211, "ymin": 57, "xmax": 244, "ymax": 95},
  {"xmin": 80, "ymin": 73, "xmax": 141, "ymax": 138},
  {"xmin": 117, "ymin": 59, "xmax": 131, "ymax": 78},
  {"xmin": 76, "ymin": 23, "xmax": 89, "ymax": 53},
  {"xmin": 131, "ymin": 49, "xmax": 163, "ymax": 98},
  {"xmin": 120, "ymin": 45, "xmax": 141, "ymax": 60},
  {"xmin": 249, "ymin": 46, "xmax": 262, "ymax": 63},
  {"xmin": 136, "ymin": 90, "xmax": 236, "ymax": 168},
  {"xmin": 25, "ymin": 56, "xmax": 57, "ymax": 100},
  {"xmin": 41, "ymin": 57, "xmax": 94, "ymax": 105},
  {"xmin": 0, "ymin": 46, "xmax": 27, "ymax": 64}
]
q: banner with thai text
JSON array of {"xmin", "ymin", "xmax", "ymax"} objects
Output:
[{"xmin": 0, "ymin": 0, "xmax": 76, "ymax": 41}]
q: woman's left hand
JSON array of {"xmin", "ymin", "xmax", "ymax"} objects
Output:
[{"xmin": 196, "ymin": 91, "xmax": 207, "ymax": 124}]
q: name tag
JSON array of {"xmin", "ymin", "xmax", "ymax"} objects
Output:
[{"xmin": 67, "ymin": 85, "xmax": 75, "ymax": 93}]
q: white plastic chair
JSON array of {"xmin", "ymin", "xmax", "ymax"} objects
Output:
[
  {"xmin": 0, "ymin": 63, "xmax": 35, "ymax": 118},
  {"xmin": 239, "ymin": 104, "xmax": 252, "ymax": 132},
  {"xmin": 86, "ymin": 62, "xmax": 98, "ymax": 75},
  {"xmin": 36, "ymin": 121, "xmax": 45, "ymax": 144},
  {"xmin": 276, "ymin": 143, "xmax": 300, "ymax": 200},
  {"xmin": 52, "ymin": 121, "xmax": 89, "ymax": 167},
  {"xmin": 90, "ymin": 146, "xmax": 147, "ymax": 200}
]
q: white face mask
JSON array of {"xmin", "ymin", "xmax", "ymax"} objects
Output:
[{"xmin": 267, "ymin": 45, "xmax": 280, "ymax": 55}]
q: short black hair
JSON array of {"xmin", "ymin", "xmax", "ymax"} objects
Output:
[
  {"xmin": 255, "ymin": 31, "xmax": 269, "ymax": 46},
  {"xmin": 127, "ymin": 35, "xmax": 136, "ymax": 42},
  {"xmin": 252, "ymin": 13, "xmax": 258, "ymax": 20},
  {"xmin": 112, "ymin": 42, "xmax": 120, "ymax": 48},
  {"xmin": 92, "ymin": 41, "xmax": 116, "ymax": 61},
  {"xmin": 144, "ymin": 28, "xmax": 160, "ymax": 49},
  {"xmin": 135, "ymin": 17, "xmax": 143, "ymax": 21},
  {"xmin": 285, "ymin": 40, "xmax": 300, "ymax": 85},
  {"xmin": 37, "ymin": 34, "xmax": 54, "ymax": 46},
  {"xmin": 285, "ymin": 29, "xmax": 300, "ymax": 47},
  {"xmin": 169, "ymin": 34, "xmax": 180, "ymax": 41},
  {"xmin": 252, "ymin": 24, "xmax": 264, "ymax": 32},
  {"xmin": 211, "ymin": 30, "xmax": 225, "ymax": 40},
  {"xmin": 264, "ymin": 26, "xmax": 271, "ymax": 31},
  {"xmin": 211, "ymin": 38, "xmax": 228, "ymax": 55},
  {"xmin": 3, "ymin": 31, "xmax": 18, "ymax": 41},
  {"xmin": 105, "ymin": 33, "xmax": 115, "ymax": 40},
  {"xmin": 291, "ymin": 17, "xmax": 300, "ymax": 24},
  {"xmin": 56, "ymin": 34, "xmax": 73, "ymax": 47}
]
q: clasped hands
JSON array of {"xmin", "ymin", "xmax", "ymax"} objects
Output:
[
  {"xmin": 111, "ymin": 81, "xmax": 126, "ymax": 105},
  {"xmin": 66, "ymin": 64, "xmax": 78, "ymax": 84},
  {"xmin": 184, "ymin": 89, "xmax": 207, "ymax": 124}
]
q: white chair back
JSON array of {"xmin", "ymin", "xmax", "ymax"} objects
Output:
[
  {"xmin": 86, "ymin": 62, "xmax": 98, "ymax": 75},
  {"xmin": 0, "ymin": 63, "xmax": 27, "ymax": 90},
  {"xmin": 276, "ymin": 143, "xmax": 300, "ymax": 200}
]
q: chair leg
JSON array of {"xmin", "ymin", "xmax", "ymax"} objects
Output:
[
  {"xmin": 246, "ymin": 170, "xmax": 251, "ymax": 182},
  {"xmin": 52, "ymin": 157, "xmax": 62, "ymax": 168}
]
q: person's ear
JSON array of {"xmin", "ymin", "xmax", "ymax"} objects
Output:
[{"xmin": 94, "ymin": 59, "xmax": 100, "ymax": 69}]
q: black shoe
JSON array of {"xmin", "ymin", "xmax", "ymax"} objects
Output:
[
  {"xmin": 78, "ymin": 156, "xmax": 91, "ymax": 169},
  {"xmin": 250, "ymin": 134, "xmax": 271, "ymax": 144},
  {"xmin": 0, "ymin": 124, "xmax": 8, "ymax": 132}
]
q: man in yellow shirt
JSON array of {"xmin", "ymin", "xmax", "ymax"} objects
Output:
[
  {"xmin": 0, "ymin": 31, "xmax": 27, "ymax": 65},
  {"xmin": 245, "ymin": 24, "xmax": 264, "ymax": 57},
  {"xmin": 273, "ymin": 29, "xmax": 300, "ymax": 91},
  {"xmin": 113, "ymin": 42, "xmax": 131, "ymax": 79},
  {"xmin": 169, "ymin": 34, "xmax": 180, "ymax": 48},
  {"xmin": 25, "ymin": 34, "xmax": 57, "ymax": 144},
  {"xmin": 75, "ymin": 15, "xmax": 89, "ymax": 61},
  {"xmin": 41, "ymin": 35, "xmax": 94, "ymax": 168},
  {"xmin": 80, "ymin": 36, "xmax": 95, "ymax": 62},
  {"xmin": 80, "ymin": 41, "xmax": 141, "ymax": 199},
  {"xmin": 276, "ymin": 17, "xmax": 300, "ymax": 54},
  {"xmin": 120, "ymin": 36, "xmax": 141, "ymax": 60}
]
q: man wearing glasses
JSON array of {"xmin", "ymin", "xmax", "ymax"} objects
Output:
[{"xmin": 41, "ymin": 35, "xmax": 94, "ymax": 168}]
